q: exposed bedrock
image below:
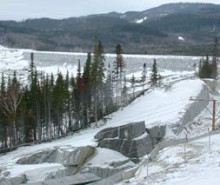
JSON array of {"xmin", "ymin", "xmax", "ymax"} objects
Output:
[
  {"xmin": 95, "ymin": 122, "xmax": 166, "ymax": 159},
  {"xmin": 146, "ymin": 125, "xmax": 166, "ymax": 144},
  {"xmin": 0, "ymin": 146, "xmax": 96, "ymax": 185},
  {"xmin": 0, "ymin": 175, "xmax": 27, "ymax": 185},
  {"xmin": 84, "ymin": 163, "xmax": 133, "ymax": 179},
  {"xmin": 16, "ymin": 146, "xmax": 95, "ymax": 168},
  {"xmin": 171, "ymin": 83, "xmax": 210, "ymax": 134}
]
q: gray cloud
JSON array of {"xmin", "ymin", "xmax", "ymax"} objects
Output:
[{"xmin": 0, "ymin": 0, "xmax": 220, "ymax": 20}]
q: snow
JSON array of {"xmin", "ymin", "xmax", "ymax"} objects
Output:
[
  {"xmin": 7, "ymin": 163, "xmax": 65, "ymax": 181},
  {"xmin": 0, "ymin": 77, "xmax": 203, "ymax": 181},
  {"xmin": 0, "ymin": 44, "xmax": 6, "ymax": 49},
  {"xmin": 86, "ymin": 148, "xmax": 130, "ymax": 167},
  {"xmin": 136, "ymin": 16, "xmax": 148, "ymax": 24},
  {"xmin": 0, "ymin": 45, "xmax": 218, "ymax": 184},
  {"xmin": 0, "ymin": 49, "xmax": 28, "ymax": 71},
  {"xmin": 120, "ymin": 133, "xmax": 220, "ymax": 185},
  {"xmin": 178, "ymin": 36, "xmax": 185, "ymax": 41},
  {"xmin": 37, "ymin": 64, "xmax": 78, "ymax": 76},
  {"xmin": 0, "ymin": 78, "xmax": 205, "ymax": 180},
  {"xmin": 105, "ymin": 79, "xmax": 204, "ymax": 128}
]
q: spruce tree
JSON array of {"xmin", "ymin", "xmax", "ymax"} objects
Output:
[
  {"xmin": 0, "ymin": 73, "xmax": 7, "ymax": 147},
  {"xmin": 131, "ymin": 74, "xmax": 135, "ymax": 98},
  {"xmin": 75, "ymin": 60, "xmax": 84, "ymax": 128},
  {"xmin": 142, "ymin": 63, "xmax": 147, "ymax": 89},
  {"xmin": 91, "ymin": 40, "xmax": 106, "ymax": 125},
  {"xmin": 82, "ymin": 53, "xmax": 92, "ymax": 127},
  {"xmin": 151, "ymin": 59, "xmax": 158, "ymax": 86},
  {"xmin": 70, "ymin": 75, "xmax": 77, "ymax": 131},
  {"xmin": 52, "ymin": 72, "xmax": 66, "ymax": 136},
  {"xmin": 104, "ymin": 65, "xmax": 114, "ymax": 115},
  {"xmin": 114, "ymin": 44, "xmax": 125, "ymax": 77},
  {"xmin": 199, "ymin": 56, "xmax": 212, "ymax": 78},
  {"xmin": 114, "ymin": 44, "xmax": 125, "ymax": 107}
]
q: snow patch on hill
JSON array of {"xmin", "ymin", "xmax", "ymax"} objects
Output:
[
  {"xmin": 85, "ymin": 148, "xmax": 130, "ymax": 167},
  {"xmin": 178, "ymin": 36, "xmax": 185, "ymax": 41},
  {"xmin": 119, "ymin": 132, "xmax": 220, "ymax": 185},
  {"xmin": 106, "ymin": 79, "xmax": 205, "ymax": 128},
  {"xmin": 0, "ymin": 45, "xmax": 6, "ymax": 49},
  {"xmin": 136, "ymin": 16, "xmax": 148, "ymax": 24}
]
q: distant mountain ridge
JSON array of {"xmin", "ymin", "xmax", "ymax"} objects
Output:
[{"xmin": 0, "ymin": 3, "xmax": 219, "ymax": 55}]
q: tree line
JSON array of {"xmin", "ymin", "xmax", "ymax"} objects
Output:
[
  {"xmin": 0, "ymin": 40, "xmax": 160, "ymax": 149},
  {"xmin": 198, "ymin": 37, "xmax": 219, "ymax": 79}
]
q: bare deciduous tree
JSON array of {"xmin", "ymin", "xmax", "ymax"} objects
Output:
[{"xmin": 0, "ymin": 80, "xmax": 22, "ymax": 146}]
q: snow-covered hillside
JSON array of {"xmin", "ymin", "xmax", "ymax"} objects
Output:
[
  {"xmin": 0, "ymin": 45, "xmax": 219, "ymax": 185},
  {"xmin": 0, "ymin": 78, "xmax": 211, "ymax": 183},
  {"xmin": 103, "ymin": 79, "xmax": 205, "ymax": 127},
  {"xmin": 118, "ymin": 130, "xmax": 220, "ymax": 185}
]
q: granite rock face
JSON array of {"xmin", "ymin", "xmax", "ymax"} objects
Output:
[
  {"xmin": 22, "ymin": 173, "xmax": 100, "ymax": 185},
  {"xmin": 17, "ymin": 146, "xmax": 95, "ymax": 168},
  {"xmin": 7, "ymin": 146, "xmax": 96, "ymax": 184},
  {"xmin": 81, "ymin": 148, "xmax": 135, "ymax": 179},
  {"xmin": 0, "ymin": 175, "xmax": 27, "ymax": 185},
  {"xmin": 96, "ymin": 122, "xmax": 157, "ymax": 158},
  {"xmin": 98, "ymin": 133, "xmax": 153, "ymax": 158},
  {"xmin": 94, "ymin": 121, "xmax": 146, "ymax": 140},
  {"xmin": 146, "ymin": 125, "xmax": 166, "ymax": 144},
  {"xmin": 94, "ymin": 127, "xmax": 118, "ymax": 140},
  {"xmin": 119, "ymin": 121, "xmax": 146, "ymax": 139}
]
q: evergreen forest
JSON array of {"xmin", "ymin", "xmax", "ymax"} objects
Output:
[{"xmin": 0, "ymin": 41, "xmax": 158, "ymax": 150}]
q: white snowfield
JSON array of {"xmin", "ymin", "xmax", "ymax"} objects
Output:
[
  {"xmin": 0, "ymin": 78, "xmax": 206, "ymax": 181},
  {"xmin": 106, "ymin": 79, "xmax": 204, "ymax": 128},
  {"xmin": 0, "ymin": 45, "xmax": 219, "ymax": 184},
  {"xmin": 136, "ymin": 16, "xmax": 148, "ymax": 24},
  {"xmin": 119, "ymin": 133, "xmax": 220, "ymax": 185},
  {"xmin": 178, "ymin": 36, "xmax": 185, "ymax": 41}
]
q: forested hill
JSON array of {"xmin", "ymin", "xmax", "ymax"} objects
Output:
[{"xmin": 0, "ymin": 3, "xmax": 220, "ymax": 55}]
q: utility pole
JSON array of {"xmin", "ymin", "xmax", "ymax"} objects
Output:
[
  {"xmin": 189, "ymin": 98, "xmax": 216, "ymax": 131},
  {"xmin": 212, "ymin": 99, "xmax": 216, "ymax": 131}
]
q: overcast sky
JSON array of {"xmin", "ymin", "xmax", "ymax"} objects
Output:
[{"xmin": 1, "ymin": 0, "xmax": 220, "ymax": 21}]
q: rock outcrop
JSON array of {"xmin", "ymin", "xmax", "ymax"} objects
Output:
[
  {"xmin": 172, "ymin": 83, "xmax": 210, "ymax": 134},
  {"xmin": 22, "ymin": 173, "xmax": 100, "ymax": 185},
  {"xmin": 17, "ymin": 146, "xmax": 95, "ymax": 168},
  {"xmin": 94, "ymin": 122, "xmax": 165, "ymax": 159},
  {"xmin": 94, "ymin": 127, "xmax": 118, "ymax": 140},
  {"xmin": 0, "ymin": 175, "xmax": 27, "ymax": 185},
  {"xmin": 146, "ymin": 125, "xmax": 166, "ymax": 144},
  {"xmin": 0, "ymin": 146, "xmax": 95, "ymax": 185},
  {"xmin": 81, "ymin": 148, "xmax": 135, "ymax": 178}
]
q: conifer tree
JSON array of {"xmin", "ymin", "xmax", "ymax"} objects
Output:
[
  {"xmin": 82, "ymin": 53, "xmax": 92, "ymax": 127},
  {"xmin": 104, "ymin": 64, "xmax": 114, "ymax": 114},
  {"xmin": 91, "ymin": 40, "xmax": 106, "ymax": 125},
  {"xmin": 131, "ymin": 74, "xmax": 135, "ymax": 98},
  {"xmin": 52, "ymin": 72, "xmax": 66, "ymax": 136},
  {"xmin": 64, "ymin": 71, "xmax": 72, "ymax": 132},
  {"xmin": 29, "ymin": 52, "xmax": 35, "ymax": 84},
  {"xmin": 114, "ymin": 44, "xmax": 125, "ymax": 78},
  {"xmin": 70, "ymin": 75, "xmax": 77, "ymax": 130},
  {"xmin": 142, "ymin": 63, "xmax": 147, "ymax": 89},
  {"xmin": 113, "ymin": 44, "xmax": 125, "ymax": 107},
  {"xmin": 0, "ymin": 73, "xmax": 7, "ymax": 147},
  {"xmin": 75, "ymin": 60, "xmax": 84, "ymax": 128},
  {"xmin": 151, "ymin": 59, "xmax": 158, "ymax": 86},
  {"xmin": 199, "ymin": 55, "xmax": 212, "ymax": 78}
]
